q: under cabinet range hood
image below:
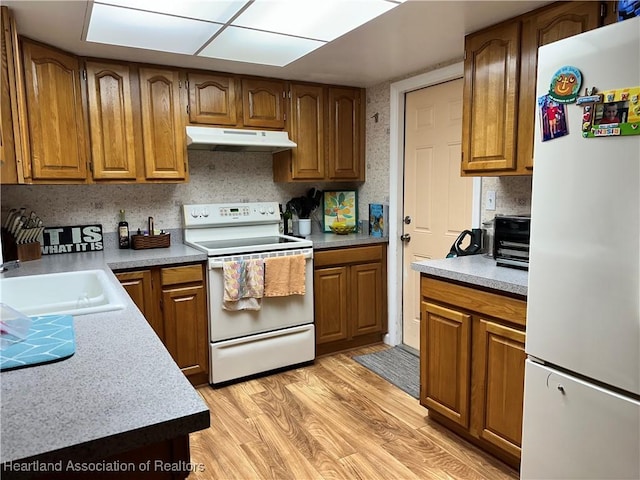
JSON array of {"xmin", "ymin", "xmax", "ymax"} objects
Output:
[{"xmin": 185, "ymin": 126, "xmax": 296, "ymax": 153}]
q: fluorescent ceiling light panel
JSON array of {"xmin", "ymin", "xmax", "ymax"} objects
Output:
[
  {"xmin": 97, "ymin": 0, "xmax": 248, "ymax": 23},
  {"xmin": 232, "ymin": 0, "xmax": 396, "ymax": 41},
  {"xmin": 87, "ymin": 3, "xmax": 222, "ymax": 55},
  {"xmin": 198, "ymin": 26, "xmax": 325, "ymax": 67}
]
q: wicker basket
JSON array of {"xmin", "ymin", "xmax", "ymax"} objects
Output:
[{"xmin": 131, "ymin": 233, "xmax": 170, "ymax": 250}]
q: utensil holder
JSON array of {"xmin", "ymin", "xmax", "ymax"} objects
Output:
[{"xmin": 1, "ymin": 229, "xmax": 41, "ymax": 262}]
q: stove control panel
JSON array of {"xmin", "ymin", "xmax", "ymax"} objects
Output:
[{"xmin": 183, "ymin": 202, "xmax": 280, "ymax": 227}]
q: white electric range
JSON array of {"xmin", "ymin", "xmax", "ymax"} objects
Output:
[{"xmin": 183, "ymin": 202, "xmax": 314, "ymax": 384}]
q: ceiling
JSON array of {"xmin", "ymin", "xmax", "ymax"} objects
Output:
[{"xmin": 4, "ymin": 0, "xmax": 553, "ymax": 88}]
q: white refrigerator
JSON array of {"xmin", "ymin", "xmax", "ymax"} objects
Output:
[{"xmin": 521, "ymin": 16, "xmax": 640, "ymax": 480}]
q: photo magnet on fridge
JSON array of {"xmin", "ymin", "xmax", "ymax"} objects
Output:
[{"xmin": 538, "ymin": 95, "xmax": 569, "ymax": 142}]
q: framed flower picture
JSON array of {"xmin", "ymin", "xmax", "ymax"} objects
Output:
[{"xmin": 322, "ymin": 190, "xmax": 358, "ymax": 232}]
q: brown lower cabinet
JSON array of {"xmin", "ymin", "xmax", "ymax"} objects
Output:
[
  {"xmin": 314, "ymin": 244, "xmax": 387, "ymax": 356},
  {"xmin": 116, "ymin": 263, "xmax": 209, "ymax": 386},
  {"xmin": 420, "ymin": 275, "xmax": 526, "ymax": 469}
]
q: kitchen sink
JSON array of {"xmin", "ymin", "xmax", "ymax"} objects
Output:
[{"xmin": 0, "ymin": 270, "xmax": 127, "ymax": 317}]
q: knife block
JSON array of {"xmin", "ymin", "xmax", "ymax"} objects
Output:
[{"xmin": 1, "ymin": 228, "xmax": 41, "ymax": 262}]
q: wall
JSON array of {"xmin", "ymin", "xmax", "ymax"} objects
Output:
[
  {"xmin": 1, "ymin": 151, "xmax": 361, "ymax": 234},
  {"xmin": 364, "ymin": 70, "xmax": 533, "ymax": 226}
]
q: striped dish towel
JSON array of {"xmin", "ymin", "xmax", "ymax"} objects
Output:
[{"xmin": 223, "ymin": 258, "xmax": 264, "ymax": 311}]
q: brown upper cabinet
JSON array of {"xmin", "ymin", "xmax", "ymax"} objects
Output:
[
  {"xmin": 21, "ymin": 39, "xmax": 89, "ymax": 182},
  {"xmin": 86, "ymin": 62, "xmax": 188, "ymax": 183},
  {"xmin": 187, "ymin": 72, "xmax": 240, "ymax": 126},
  {"xmin": 273, "ymin": 83, "xmax": 365, "ymax": 182},
  {"xmin": 186, "ymin": 74, "xmax": 285, "ymax": 130},
  {"xmin": 241, "ymin": 78, "xmax": 286, "ymax": 129},
  {"xmin": 0, "ymin": 6, "xmax": 22, "ymax": 185},
  {"xmin": 85, "ymin": 60, "xmax": 138, "ymax": 181},
  {"xmin": 327, "ymin": 86, "xmax": 365, "ymax": 181},
  {"xmin": 461, "ymin": 1, "xmax": 604, "ymax": 176},
  {"xmin": 138, "ymin": 67, "xmax": 188, "ymax": 181}
]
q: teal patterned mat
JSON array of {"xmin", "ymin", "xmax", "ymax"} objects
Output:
[{"xmin": 0, "ymin": 315, "xmax": 75, "ymax": 371}]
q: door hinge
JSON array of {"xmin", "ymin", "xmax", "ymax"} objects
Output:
[{"xmin": 81, "ymin": 69, "xmax": 87, "ymax": 81}]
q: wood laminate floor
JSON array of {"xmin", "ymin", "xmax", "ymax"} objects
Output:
[{"xmin": 189, "ymin": 345, "xmax": 518, "ymax": 480}]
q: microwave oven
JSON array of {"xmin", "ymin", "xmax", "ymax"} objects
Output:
[{"xmin": 493, "ymin": 215, "xmax": 531, "ymax": 270}]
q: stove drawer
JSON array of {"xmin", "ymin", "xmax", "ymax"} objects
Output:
[{"xmin": 210, "ymin": 324, "xmax": 315, "ymax": 384}]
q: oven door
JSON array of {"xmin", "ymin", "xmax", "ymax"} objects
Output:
[{"xmin": 207, "ymin": 248, "xmax": 314, "ymax": 342}]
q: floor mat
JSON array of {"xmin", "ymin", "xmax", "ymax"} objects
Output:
[{"xmin": 353, "ymin": 346, "xmax": 419, "ymax": 399}]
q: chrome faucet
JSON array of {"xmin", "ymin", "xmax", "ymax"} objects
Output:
[{"xmin": 0, "ymin": 260, "xmax": 20, "ymax": 273}]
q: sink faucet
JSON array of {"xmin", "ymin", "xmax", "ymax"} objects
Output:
[{"xmin": 0, "ymin": 260, "xmax": 20, "ymax": 273}]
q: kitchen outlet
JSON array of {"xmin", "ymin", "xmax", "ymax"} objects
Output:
[{"xmin": 486, "ymin": 191, "xmax": 496, "ymax": 211}]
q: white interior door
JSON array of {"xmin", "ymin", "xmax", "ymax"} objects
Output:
[{"xmin": 401, "ymin": 79, "xmax": 474, "ymax": 350}]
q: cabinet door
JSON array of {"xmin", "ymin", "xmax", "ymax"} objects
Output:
[
  {"xmin": 518, "ymin": 1, "xmax": 602, "ymax": 170},
  {"xmin": 289, "ymin": 83, "xmax": 325, "ymax": 180},
  {"xmin": 161, "ymin": 283, "xmax": 208, "ymax": 380},
  {"xmin": 22, "ymin": 40, "xmax": 88, "ymax": 181},
  {"xmin": 86, "ymin": 61, "xmax": 137, "ymax": 181},
  {"xmin": 461, "ymin": 22, "xmax": 520, "ymax": 174},
  {"xmin": 241, "ymin": 78, "xmax": 285, "ymax": 129},
  {"xmin": 421, "ymin": 301, "xmax": 471, "ymax": 428},
  {"xmin": 314, "ymin": 266, "xmax": 349, "ymax": 344},
  {"xmin": 327, "ymin": 87, "xmax": 364, "ymax": 180},
  {"xmin": 471, "ymin": 318, "xmax": 526, "ymax": 459},
  {"xmin": 187, "ymin": 72, "xmax": 239, "ymax": 126},
  {"xmin": 139, "ymin": 67, "xmax": 186, "ymax": 180},
  {"xmin": 115, "ymin": 270, "xmax": 162, "ymax": 339},
  {"xmin": 350, "ymin": 262, "xmax": 383, "ymax": 337},
  {"xmin": 0, "ymin": 7, "xmax": 18, "ymax": 184}
]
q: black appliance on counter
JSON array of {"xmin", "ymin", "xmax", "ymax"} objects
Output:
[
  {"xmin": 494, "ymin": 215, "xmax": 531, "ymax": 269},
  {"xmin": 446, "ymin": 228, "xmax": 483, "ymax": 258}
]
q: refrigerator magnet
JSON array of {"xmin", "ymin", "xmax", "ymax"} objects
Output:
[
  {"xmin": 584, "ymin": 85, "xmax": 640, "ymax": 138},
  {"xmin": 538, "ymin": 95, "xmax": 569, "ymax": 142},
  {"xmin": 548, "ymin": 66, "xmax": 582, "ymax": 103}
]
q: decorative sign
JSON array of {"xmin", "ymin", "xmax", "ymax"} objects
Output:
[
  {"xmin": 41, "ymin": 224, "xmax": 103, "ymax": 255},
  {"xmin": 577, "ymin": 86, "xmax": 640, "ymax": 138},
  {"xmin": 548, "ymin": 66, "xmax": 582, "ymax": 103}
]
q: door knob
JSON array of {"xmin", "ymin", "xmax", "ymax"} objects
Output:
[
  {"xmin": 404, "ymin": 215, "xmax": 412, "ymax": 225},
  {"xmin": 400, "ymin": 233, "xmax": 411, "ymax": 242}
]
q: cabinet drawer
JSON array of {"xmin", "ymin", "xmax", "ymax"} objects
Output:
[
  {"xmin": 421, "ymin": 276, "xmax": 526, "ymax": 327},
  {"xmin": 314, "ymin": 244, "xmax": 384, "ymax": 268},
  {"xmin": 161, "ymin": 264, "xmax": 203, "ymax": 286}
]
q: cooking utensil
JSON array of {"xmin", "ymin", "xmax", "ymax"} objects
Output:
[
  {"xmin": 9, "ymin": 215, "xmax": 22, "ymax": 236},
  {"xmin": 3, "ymin": 208, "xmax": 17, "ymax": 229}
]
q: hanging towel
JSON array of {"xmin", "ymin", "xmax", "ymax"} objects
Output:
[
  {"xmin": 264, "ymin": 255, "xmax": 306, "ymax": 297},
  {"xmin": 223, "ymin": 258, "xmax": 264, "ymax": 311}
]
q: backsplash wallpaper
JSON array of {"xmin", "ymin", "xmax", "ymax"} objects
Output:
[
  {"xmin": 1, "ymin": 71, "xmax": 532, "ymax": 236},
  {"xmin": 1, "ymin": 152, "xmax": 365, "ymax": 235}
]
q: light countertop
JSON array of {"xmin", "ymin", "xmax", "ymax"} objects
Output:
[{"xmin": 411, "ymin": 254, "xmax": 528, "ymax": 296}]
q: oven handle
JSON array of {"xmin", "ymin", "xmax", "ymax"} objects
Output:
[{"xmin": 209, "ymin": 248, "xmax": 313, "ymax": 269}]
